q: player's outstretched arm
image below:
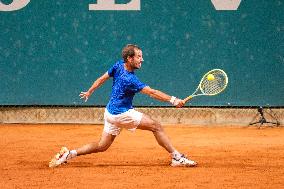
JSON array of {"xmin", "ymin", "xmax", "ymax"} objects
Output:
[
  {"xmin": 79, "ymin": 72, "xmax": 110, "ymax": 102},
  {"xmin": 140, "ymin": 86, "xmax": 185, "ymax": 108}
]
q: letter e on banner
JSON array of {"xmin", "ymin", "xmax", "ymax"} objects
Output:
[
  {"xmin": 89, "ymin": 0, "xmax": 140, "ymax": 11},
  {"xmin": 0, "ymin": 0, "xmax": 30, "ymax": 11}
]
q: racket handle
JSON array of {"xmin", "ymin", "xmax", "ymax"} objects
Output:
[{"xmin": 183, "ymin": 96, "xmax": 193, "ymax": 103}]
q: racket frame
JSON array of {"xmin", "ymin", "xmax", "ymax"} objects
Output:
[{"xmin": 183, "ymin": 69, "xmax": 228, "ymax": 103}]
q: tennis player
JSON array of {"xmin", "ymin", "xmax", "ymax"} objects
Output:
[{"xmin": 49, "ymin": 44, "xmax": 197, "ymax": 167}]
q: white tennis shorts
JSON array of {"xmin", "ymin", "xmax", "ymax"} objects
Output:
[{"xmin": 103, "ymin": 108, "xmax": 143, "ymax": 136}]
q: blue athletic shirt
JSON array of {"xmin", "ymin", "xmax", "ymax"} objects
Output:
[{"xmin": 106, "ymin": 60, "xmax": 147, "ymax": 115}]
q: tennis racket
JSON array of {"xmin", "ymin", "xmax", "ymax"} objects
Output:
[{"xmin": 183, "ymin": 69, "xmax": 228, "ymax": 103}]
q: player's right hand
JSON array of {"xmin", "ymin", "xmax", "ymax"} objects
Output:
[
  {"xmin": 79, "ymin": 91, "xmax": 90, "ymax": 102},
  {"xmin": 174, "ymin": 98, "xmax": 185, "ymax": 108}
]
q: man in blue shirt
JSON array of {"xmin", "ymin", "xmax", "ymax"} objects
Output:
[{"xmin": 49, "ymin": 44, "xmax": 197, "ymax": 167}]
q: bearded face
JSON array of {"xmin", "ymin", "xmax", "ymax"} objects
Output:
[{"xmin": 129, "ymin": 49, "xmax": 143, "ymax": 70}]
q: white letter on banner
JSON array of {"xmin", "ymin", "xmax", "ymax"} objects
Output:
[
  {"xmin": 89, "ymin": 0, "xmax": 140, "ymax": 11},
  {"xmin": 0, "ymin": 0, "xmax": 30, "ymax": 11},
  {"xmin": 211, "ymin": 0, "xmax": 242, "ymax": 10}
]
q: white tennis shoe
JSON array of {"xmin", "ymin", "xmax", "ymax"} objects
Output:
[
  {"xmin": 49, "ymin": 147, "xmax": 70, "ymax": 168},
  {"xmin": 170, "ymin": 154, "xmax": 197, "ymax": 167}
]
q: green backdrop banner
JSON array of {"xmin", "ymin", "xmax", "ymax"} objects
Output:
[{"xmin": 0, "ymin": 0, "xmax": 283, "ymax": 106}]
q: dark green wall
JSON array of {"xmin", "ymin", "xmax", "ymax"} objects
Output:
[{"xmin": 1, "ymin": 0, "xmax": 283, "ymax": 106}]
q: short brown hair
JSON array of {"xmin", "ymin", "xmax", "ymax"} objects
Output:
[{"xmin": 122, "ymin": 44, "xmax": 141, "ymax": 62}]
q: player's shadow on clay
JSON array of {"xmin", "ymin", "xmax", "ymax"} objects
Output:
[{"xmin": 68, "ymin": 162, "xmax": 169, "ymax": 168}]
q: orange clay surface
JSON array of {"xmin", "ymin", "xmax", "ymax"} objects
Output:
[{"xmin": 0, "ymin": 124, "xmax": 284, "ymax": 189}]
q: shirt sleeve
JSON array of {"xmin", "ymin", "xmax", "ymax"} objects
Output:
[
  {"xmin": 108, "ymin": 60, "xmax": 123, "ymax": 77},
  {"xmin": 132, "ymin": 76, "xmax": 147, "ymax": 92},
  {"xmin": 107, "ymin": 63, "xmax": 116, "ymax": 77}
]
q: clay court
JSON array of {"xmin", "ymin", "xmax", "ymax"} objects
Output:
[{"xmin": 1, "ymin": 124, "xmax": 283, "ymax": 189}]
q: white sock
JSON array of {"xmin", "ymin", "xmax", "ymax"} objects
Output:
[
  {"xmin": 171, "ymin": 150, "xmax": 182, "ymax": 160},
  {"xmin": 68, "ymin": 150, "xmax": 77, "ymax": 160}
]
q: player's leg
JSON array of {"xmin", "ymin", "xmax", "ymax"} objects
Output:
[
  {"xmin": 137, "ymin": 113, "xmax": 175, "ymax": 153},
  {"xmin": 137, "ymin": 113, "xmax": 197, "ymax": 167},
  {"xmin": 76, "ymin": 131, "xmax": 116, "ymax": 155},
  {"xmin": 49, "ymin": 109, "xmax": 122, "ymax": 168},
  {"xmin": 49, "ymin": 131, "xmax": 116, "ymax": 168}
]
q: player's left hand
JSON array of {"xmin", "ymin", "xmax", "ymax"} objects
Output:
[{"xmin": 79, "ymin": 91, "xmax": 90, "ymax": 102}]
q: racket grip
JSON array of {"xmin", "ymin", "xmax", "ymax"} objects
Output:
[{"xmin": 183, "ymin": 96, "xmax": 193, "ymax": 103}]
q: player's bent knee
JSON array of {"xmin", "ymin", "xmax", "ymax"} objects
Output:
[
  {"xmin": 97, "ymin": 141, "xmax": 112, "ymax": 152},
  {"xmin": 152, "ymin": 121, "xmax": 163, "ymax": 133},
  {"xmin": 139, "ymin": 116, "xmax": 163, "ymax": 132},
  {"xmin": 97, "ymin": 144, "xmax": 110, "ymax": 152}
]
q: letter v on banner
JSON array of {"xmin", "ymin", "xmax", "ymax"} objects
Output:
[
  {"xmin": 0, "ymin": 0, "xmax": 30, "ymax": 11},
  {"xmin": 211, "ymin": 0, "xmax": 241, "ymax": 10},
  {"xmin": 89, "ymin": 0, "xmax": 140, "ymax": 11}
]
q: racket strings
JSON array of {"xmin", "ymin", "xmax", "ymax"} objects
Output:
[{"xmin": 200, "ymin": 71, "xmax": 227, "ymax": 95}]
